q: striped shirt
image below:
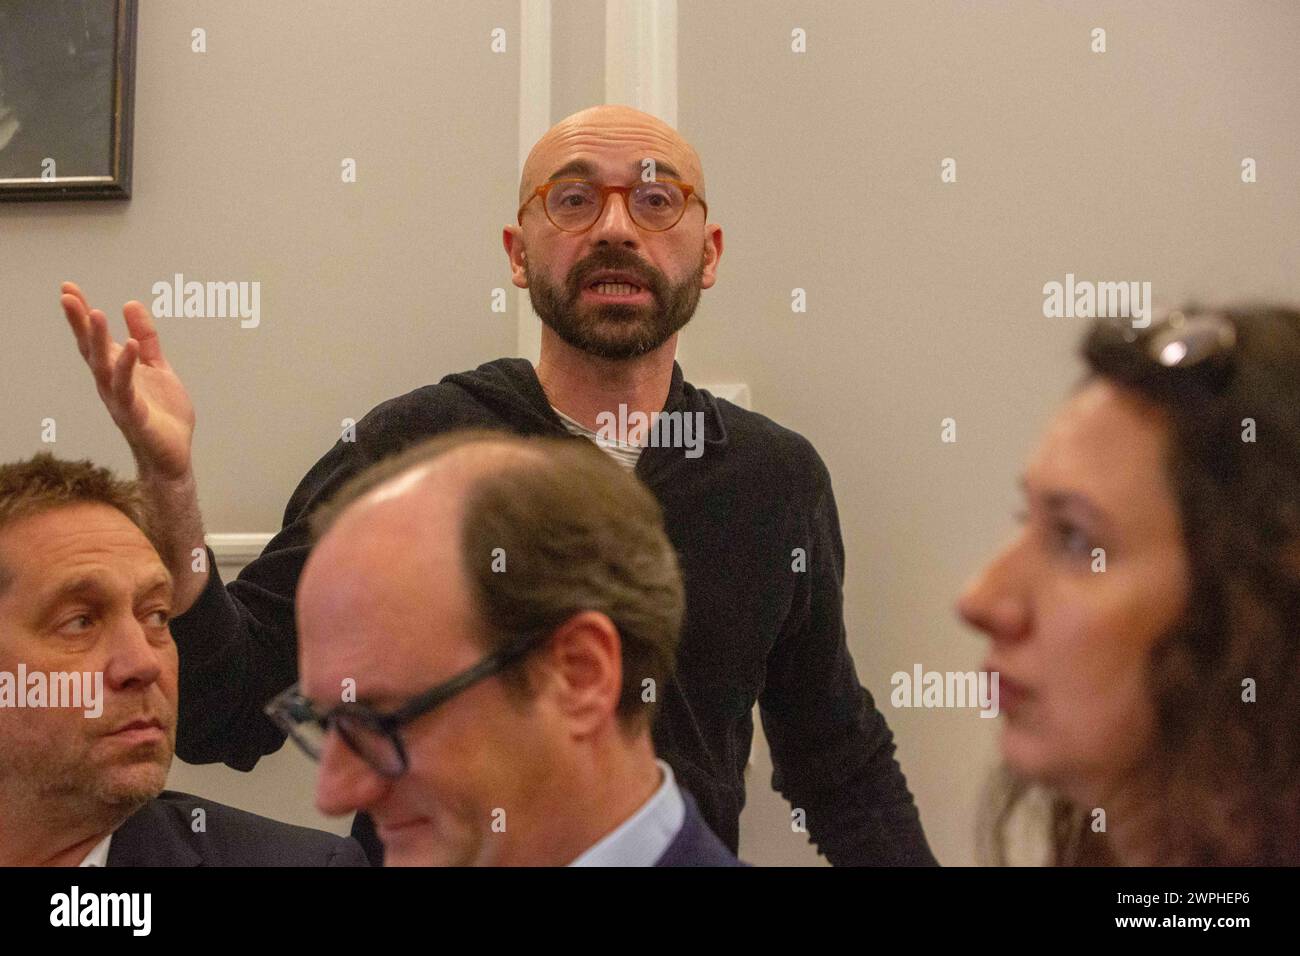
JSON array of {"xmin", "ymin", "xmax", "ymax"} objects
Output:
[{"xmin": 551, "ymin": 405, "xmax": 643, "ymax": 471}]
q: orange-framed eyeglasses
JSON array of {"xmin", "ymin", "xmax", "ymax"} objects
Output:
[{"xmin": 517, "ymin": 178, "xmax": 707, "ymax": 233}]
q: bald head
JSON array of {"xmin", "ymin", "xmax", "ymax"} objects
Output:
[{"xmin": 519, "ymin": 105, "xmax": 706, "ymax": 211}]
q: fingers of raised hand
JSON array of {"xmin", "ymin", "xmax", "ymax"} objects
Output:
[
  {"xmin": 122, "ymin": 300, "xmax": 165, "ymax": 364},
  {"xmin": 111, "ymin": 339, "xmax": 140, "ymax": 409},
  {"xmin": 87, "ymin": 309, "xmax": 121, "ymax": 391},
  {"xmin": 61, "ymin": 292, "xmax": 92, "ymax": 359},
  {"xmin": 60, "ymin": 281, "xmax": 90, "ymax": 312}
]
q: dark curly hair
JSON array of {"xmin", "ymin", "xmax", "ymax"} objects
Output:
[{"xmin": 983, "ymin": 304, "xmax": 1300, "ymax": 866}]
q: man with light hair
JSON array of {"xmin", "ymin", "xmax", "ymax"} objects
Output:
[{"xmin": 0, "ymin": 453, "xmax": 366, "ymax": 867}]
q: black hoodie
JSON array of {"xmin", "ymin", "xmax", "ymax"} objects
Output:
[{"xmin": 171, "ymin": 358, "xmax": 936, "ymax": 866}]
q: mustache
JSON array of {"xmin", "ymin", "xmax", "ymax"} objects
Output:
[
  {"xmin": 103, "ymin": 715, "xmax": 168, "ymax": 734},
  {"xmin": 96, "ymin": 695, "xmax": 175, "ymax": 735},
  {"xmin": 572, "ymin": 260, "xmax": 661, "ymax": 294}
]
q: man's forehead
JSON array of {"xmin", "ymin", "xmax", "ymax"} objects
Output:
[
  {"xmin": 2, "ymin": 504, "xmax": 162, "ymax": 572},
  {"xmin": 0, "ymin": 506, "xmax": 171, "ymax": 606},
  {"xmin": 298, "ymin": 516, "xmax": 476, "ymax": 707},
  {"xmin": 302, "ymin": 461, "xmax": 476, "ymax": 618},
  {"xmin": 540, "ymin": 137, "xmax": 698, "ymax": 178},
  {"xmin": 300, "ymin": 480, "xmax": 467, "ymax": 632},
  {"xmin": 523, "ymin": 110, "xmax": 704, "ymax": 201},
  {"xmin": 299, "ymin": 451, "xmax": 534, "ymax": 696},
  {"xmin": 547, "ymin": 154, "xmax": 688, "ymax": 181}
]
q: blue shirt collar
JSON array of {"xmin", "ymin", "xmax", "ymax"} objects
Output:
[{"xmin": 567, "ymin": 759, "xmax": 685, "ymax": 867}]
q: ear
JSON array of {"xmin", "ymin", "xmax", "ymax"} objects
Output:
[
  {"xmin": 502, "ymin": 226, "xmax": 529, "ymax": 289},
  {"xmin": 700, "ymin": 223, "xmax": 723, "ymax": 290},
  {"xmin": 537, "ymin": 610, "xmax": 622, "ymax": 739}
]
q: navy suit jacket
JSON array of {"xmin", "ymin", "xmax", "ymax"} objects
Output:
[
  {"xmin": 654, "ymin": 792, "xmax": 744, "ymax": 867},
  {"xmin": 105, "ymin": 790, "xmax": 369, "ymax": 867},
  {"xmin": 350, "ymin": 789, "xmax": 742, "ymax": 866}
]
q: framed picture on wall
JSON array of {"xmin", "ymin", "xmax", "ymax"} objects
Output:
[{"xmin": 0, "ymin": 0, "xmax": 137, "ymax": 201}]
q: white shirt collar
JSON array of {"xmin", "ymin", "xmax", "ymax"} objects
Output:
[
  {"xmin": 78, "ymin": 832, "xmax": 113, "ymax": 867},
  {"xmin": 567, "ymin": 759, "xmax": 686, "ymax": 867}
]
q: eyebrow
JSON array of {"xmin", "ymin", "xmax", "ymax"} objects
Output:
[
  {"xmin": 1018, "ymin": 477, "xmax": 1109, "ymax": 526},
  {"xmin": 547, "ymin": 158, "xmax": 685, "ymax": 183},
  {"xmin": 32, "ymin": 571, "xmax": 174, "ymax": 621}
]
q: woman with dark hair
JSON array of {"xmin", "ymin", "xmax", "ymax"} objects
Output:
[{"xmin": 959, "ymin": 304, "xmax": 1300, "ymax": 866}]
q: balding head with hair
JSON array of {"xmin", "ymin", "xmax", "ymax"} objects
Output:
[{"xmin": 297, "ymin": 428, "xmax": 684, "ymax": 866}]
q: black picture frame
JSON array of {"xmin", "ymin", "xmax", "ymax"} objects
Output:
[{"xmin": 0, "ymin": 0, "xmax": 137, "ymax": 201}]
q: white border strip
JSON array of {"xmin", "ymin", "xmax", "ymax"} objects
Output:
[
  {"xmin": 516, "ymin": 0, "xmax": 552, "ymax": 364},
  {"xmin": 207, "ymin": 533, "xmax": 274, "ymax": 572},
  {"xmin": 605, "ymin": 0, "xmax": 678, "ymax": 125},
  {"xmin": 605, "ymin": 0, "xmax": 682, "ymax": 364}
]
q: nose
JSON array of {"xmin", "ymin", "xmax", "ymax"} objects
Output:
[
  {"xmin": 955, "ymin": 537, "xmax": 1032, "ymax": 645},
  {"xmin": 314, "ymin": 727, "xmax": 388, "ymax": 818},
  {"xmin": 102, "ymin": 613, "xmax": 163, "ymax": 691},
  {"xmin": 588, "ymin": 189, "xmax": 640, "ymax": 245}
]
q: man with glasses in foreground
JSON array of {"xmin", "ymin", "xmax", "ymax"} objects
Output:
[{"xmin": 273, "ymin": 429, "xmax": 740, "ymax": 866}]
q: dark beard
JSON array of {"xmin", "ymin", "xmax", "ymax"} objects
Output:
[{"xmin": 526, "ymin": 256, "xmax": 704, "ymax": 360}]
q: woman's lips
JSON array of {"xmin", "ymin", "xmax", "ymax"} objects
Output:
[{"xmin": 983, "ymin": 663, "xmax": 1034, "ymax": 713}]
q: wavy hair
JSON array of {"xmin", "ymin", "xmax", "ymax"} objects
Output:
[{"xmin": 984, "ymin": 304, "xmax": 1300, "ymax": 866}]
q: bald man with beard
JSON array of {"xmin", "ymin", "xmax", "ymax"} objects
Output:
[{"xmin": 61, "ymin": 104, "xmax": 936, "ymax": 866}]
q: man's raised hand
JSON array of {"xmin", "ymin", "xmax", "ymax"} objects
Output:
[
  {"xmin": 61, "ymin": 281, "xmax": 210, "ymax": 614},
  {"xmin": 60, "ymin": 281, "xmax": 196, "ymax": 481}
]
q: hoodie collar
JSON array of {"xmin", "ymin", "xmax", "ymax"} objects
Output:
[{"xmin": 452, "ymin": 357, "xmax": 728, "ymax": 450}]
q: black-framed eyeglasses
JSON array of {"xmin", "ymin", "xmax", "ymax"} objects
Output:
[
  {"xmin": 517, "ymin": 177, "xmax": 707, "ymax": 233},
  {"xmin": 264, "ymin": 634, "xmax": 546, "ymax": 779}
]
